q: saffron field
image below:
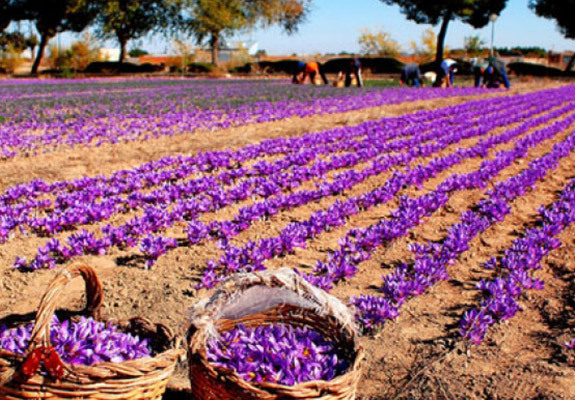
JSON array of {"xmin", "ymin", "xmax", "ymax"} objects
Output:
[{"xmin": 0, "ymin": 79, "xmax": 574, "ymax": 399}]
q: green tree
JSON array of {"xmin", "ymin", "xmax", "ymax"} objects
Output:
[
  {"xmin": 529, "ymin": 0, "xmax": 575, "ymax": 71},
  {"xmin": 95, "ymin": 0, "xmax": 175, "ymax": 63},
  {"xmin": 463, "ymin": 34, "xmax": 486, "ymax": 58},
  {"xmin": 17, "ymin": 0, "xmax": 100, "ymax": 74},
  {"xmin": 129, "ymin": 47, "xmax": 149, "ymax": 57},
  {"xmin": 358, "ymin": 27, "xmax": 400, "ymax": 57},
  {"xmin": 181, "ymin": 0, "xmax": 310, "ymax": 66},
  {"xmin": 379, "ymin": 0, "xmax": 508, "ymax": 62}
]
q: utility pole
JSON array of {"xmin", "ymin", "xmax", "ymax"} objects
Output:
[{"xmin": 489, "ymin": 13, "xmax": 498, "ymax": 57}]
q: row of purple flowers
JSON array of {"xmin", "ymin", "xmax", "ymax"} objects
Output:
[
  {"xmin": 10, "ymin": 87, "xmax": 569, "ymax": 272},
  {"xmin": 0, "ymin": 79, "xmax": 490, "ymax": 159}
]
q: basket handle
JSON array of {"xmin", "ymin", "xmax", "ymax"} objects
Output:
[{"xmin": 26, "ymin": 264, "xmax": 103, "ymax": 351}]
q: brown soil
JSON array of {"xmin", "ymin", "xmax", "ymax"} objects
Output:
[{"xmin": 1, "ymin": 79, "xmax": 574, "ymax": 400}]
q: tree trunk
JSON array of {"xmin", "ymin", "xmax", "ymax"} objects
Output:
[
  {"xmin": 210, "ymin": 33, "xmax": 219, "ymax": 66},
  {"xmin": 566, "ymin": 52, "xmax": 575, "ymax": 72},
  {"xmin": 119, "ymin": 37, "xmax": 127, "ymax": 63},
  {"xmin": 31, "ymin": 32, "xmax": 49, "ymax": 75},
  {"xmin": 435, "ymin": 12, "xmax": 452, "ymax": 63}
]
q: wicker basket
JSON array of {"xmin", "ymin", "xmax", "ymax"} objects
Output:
[
  {"xmin": 0, "ymin": 264, "xmax": 183, "ymax": 399},
  {"xmin": 187, "ymin": 268, "xmax": 364, "ymax": 400}
]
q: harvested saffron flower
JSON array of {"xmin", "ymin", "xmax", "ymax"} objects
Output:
[
  {"xmin": 206, "ymin": 324, "xmax": 349, "ymax": 385},
  {"xmin": 0, "ymin": 316, "xmax": 150, "ymax": 366}
]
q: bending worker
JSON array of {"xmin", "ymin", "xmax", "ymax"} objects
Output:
[
  {"xmin": 472, "ymin": 57, "xmax": 510, "ymax": 89},
  {"xmin": 484, "ymin": 56, "xmax": 510, "ymax": 89},
  {"xmin": 472, "ymin": 58, "xmax": 490, "ymax": 87},
  {"xmin": 344, "ymin": 58, "xmax": 363, "ymax": 87},
  {"xmin": 400, "ymin": 63, "xmax": 422, "ymax": 87},
  {"xmin": 292, "ymin": 61, "xmax": 329, "ymax": 85},
  {"xmin": 435, "ymin": 58, "xmax": 458, "ymax": 87}
]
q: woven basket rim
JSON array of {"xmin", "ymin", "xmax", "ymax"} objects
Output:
[
  {"xmin": 0, "ymin": 264, "xmax": 183, "ymax": 387},
  {"xmin": 188, "ymin": 299, "xmax": 364, "ymax": 396}
]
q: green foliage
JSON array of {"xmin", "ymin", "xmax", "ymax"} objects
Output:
[
  {"xmin": 14, "ymin": 0, "xmax": 100, "ymax": 73},
  {"xmin": 181, "ymin": 0, "xmax": 311, "ymax": 65},
  {"xmin": 494, "ymin": 46, "xmax": 547, "ymax": 57},
  {"xmin": 129, "ymin": 47, "xmax": 149, "ymax": 57},
  {"xmin": 20, "ymin": 0, "xmax": 100, "ymax": 38},
  {"xmin": 84, "ymin": 60, "xmax": 163, "ymax": 73},
  {"xmin": 187, "ymin": 61, "xmax": 216, "ymax": 73},
  {"xmin": 529, "ymin": 0, "xmax": 575, "ymax": 39},
  {"xmin": 508, "ymin": 61, "xmax": 566, "ymax": 76},
  {"xmin": 363, "ymin": 79, "xmax": 398, "ymax": 87},
  {"xmin": 530, "ymin": 0, "xmax": 574, "ymax": 70},
  {"xmin": 380, "ymin": 0, "xmax": 508, "ymax": 27},
  {"xmin": 95, "ymin": 0, "xmax": 175, "ymax": 62},
  {"xmin": 357, "ymin": 27, "xmax": 400, "ymax": 57},
  {"xmin": 379, "ymin": 0, "xmax": 509, "ymax": 61},
  {"xmin": 60, "ymin": 65, "xmax": 76, "ymax": 77}
]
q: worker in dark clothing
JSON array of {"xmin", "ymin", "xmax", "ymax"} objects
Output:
[
  {"xmin": 292, "ymin": 61, "xmax": 306, "ymax": 84},
  {"xmin": 400, "ymin": 63, "xmax": 422, "ymax": 87},
  {"xmin": 472, "ymin": 58, "xmax": 490, "ymax": 88},
  {"xmin": 344, "ymin": 58, "xmax": 362, "ymax": 87},
  {"xmin": 292, "ymin": 61, "xmax": 329, "ymax": 85},
  {"xmin": 435, "ymin": 58, "xmax": 457, "ymax": 87},
  {"xmin": 484, "ymin": 56, "xmax": 511, "ymax": 89}
]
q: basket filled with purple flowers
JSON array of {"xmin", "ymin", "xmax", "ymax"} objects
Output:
[
  {"xmin": 187, "ymin": 268, "xmax": 364, "ymax": 400},
  {"xmin": 0, "ymin": 264, "xmax": 182, "ymax": 399}
]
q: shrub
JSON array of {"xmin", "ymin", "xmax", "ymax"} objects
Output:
[
  {"xmin": 0, "ymin": 43, "xmax": 24, "ymax": 74},
  {"xmin": 507, "ymin": 62, "xmax": 565, "ymax": 77},
  {"xmin": 187, "ymin": 62, "xmax": 216, "ymax": 73},
  {"xmin": 83, "ymin": 61, "xmax": 163, "ymax": 74}
]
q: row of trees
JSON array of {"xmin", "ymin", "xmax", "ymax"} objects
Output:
[
  {"xmin": 1, "ymin": 0, "xmax": 311, "ymax": 73},
  {"xmin": 1, "ymin": 0, "xmax": 573, "ymax": 74}
]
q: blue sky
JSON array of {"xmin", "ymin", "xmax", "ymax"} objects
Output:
[
  {"xmin": 53, "ymin": 0, "xmax": 574, "ymax": 55},
  {"xmin": 242, "ymin": 0, "xmax": 574, "ymax": 55}
]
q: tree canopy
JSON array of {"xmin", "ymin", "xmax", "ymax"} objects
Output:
[
  {"xmin": 95, "ymin": 0, "xmax": 176, "ymax": 63},
  {"xmin": 529, "ymin": 0, "xmax": 575, "ymax": 70},
  {"xmin": 357, "ymin": 28, "xmax": 400, "ymax": 57},
  {"xmin": 379, "ymin": 0, "xmax": 508, "ymax": 62},
  {"xmin": 181, "ymin": 0, "xmax": 310, "ymax": 66},
  {"xmin": 1, "ymin": 0, "xmax": 12, "ymax": 32},
  {"xmin": 15, "ymin": 0, "xmax": 100, "ymax": 73},
  {"xmin": 0, "ymin": 31, "xmax": 27, "ymax": 52}
]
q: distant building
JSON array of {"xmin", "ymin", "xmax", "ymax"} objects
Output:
[{"xmin": 547, "ymin": 51, "xmax": 574, "ymax": 69}]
